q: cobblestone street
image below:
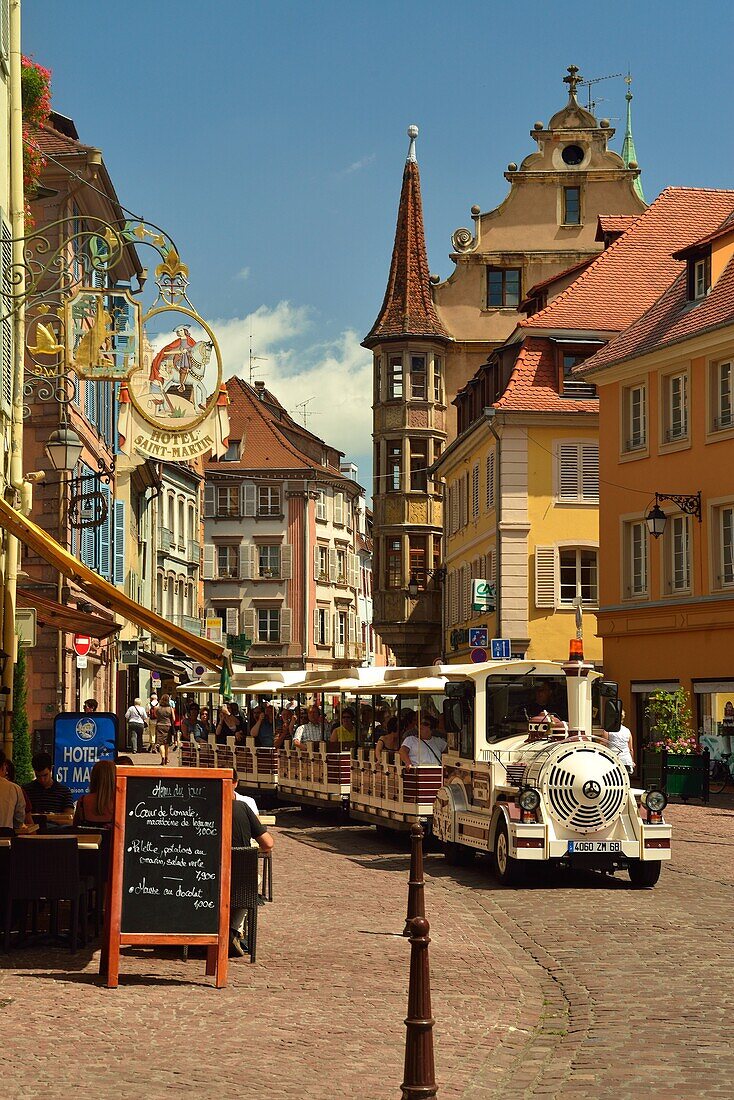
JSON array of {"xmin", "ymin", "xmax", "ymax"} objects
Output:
[{"xmin": 1, "ymin": 799, "xmax": 733, "ymax": 1099}]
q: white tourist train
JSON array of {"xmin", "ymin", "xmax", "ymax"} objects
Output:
[{"xmin": 176, "ymin": 645, "xmax": 671, "ymax": 888}]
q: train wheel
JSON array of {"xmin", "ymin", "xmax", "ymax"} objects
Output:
[
  {"xmin": 493, "ymin": 822, "xmax": 522, "ymax": 887},
  {"xmin": 443, "ymin": 841, "xmax": 474, "ymax": 866},
  {"xmin": 628, "ymin": 859, "xmax": 662, "ymax": 889}
]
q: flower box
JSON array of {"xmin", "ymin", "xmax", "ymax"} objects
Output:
[{"xmin": 643, "ymin": 748, "xmax": 710, "ymax": 803}]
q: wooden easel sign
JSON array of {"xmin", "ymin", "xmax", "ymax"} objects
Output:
[{"xmin": 102, "ymin": 767, "xmax": 232, "ymax": 988}]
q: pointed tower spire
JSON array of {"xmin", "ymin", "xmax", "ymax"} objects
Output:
[
  {"xmin": 621, "ymin": 74, "xmax": 645, "ymax": 202},
  {"xmin": 363, "ymin": 125, "xmax": 448, "ymax": 346}
]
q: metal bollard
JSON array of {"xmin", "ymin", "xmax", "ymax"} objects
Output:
[
  {"xmin": 400, "ymin": 916, "xmax": 437, "ymax": 1099},
  {"xmin": 403, "ymin": 822, "xmax": 426, "ymax": 935}
]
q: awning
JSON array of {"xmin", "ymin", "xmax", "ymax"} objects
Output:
[
  {"xmin": 0, "ymin": 497, "xmax": 225, "ymax": 670},
  {"xmin": 18, "ymin": 588, "xmax": 120, "ymax": 640},
  {"xmin": 137, "ymin": 648, "xmax": 193, "ymax": 678}
]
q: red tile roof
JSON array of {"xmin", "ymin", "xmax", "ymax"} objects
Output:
[
  {"xmin": 364, "ymin": 157, "xmax": 449, "ymax": 346},
  {"xmin": 36, "ymin": 122, "xmax": 95, "ymax": 157},
  {"xmin": 672, "ymin": 211, "xmax": 734, "ymax": 259},
  {"xmin": 494, "ymin": 338, "xmax": 598, "ymax": 413},
  {"xmin": 580, "ymin": 253, "xmax": 734, "ymax": 376},
  {"xmin": 595, "ymin": 215, "xmax": 638, "ymax": 241},
  {"xmin": 520, "ymin": 257, "xmax": 594, "ymax": 308},
  {"xmin": 205, "ymin": 377, "xmax": 360, "ymax": 486},
  {"xmin": 521, "ymin": 188, "xmax": 734, "ymax": 333}
]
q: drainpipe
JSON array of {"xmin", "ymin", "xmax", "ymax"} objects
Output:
[
  {"xmin": 485, "ymin": 408, "xmax": 501, "ymax": 635},
  {"xmin": 3, "ymin": 2, "xmax": 25, "ymax": 753}
]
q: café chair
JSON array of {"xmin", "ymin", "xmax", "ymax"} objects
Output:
[
  {"xmin": 230, "ymin": 846, "xmax": 259, "ymax": 963},
  {"xmin": 2, "ymin": 837, "xmax": 93, "ymax": 954}
]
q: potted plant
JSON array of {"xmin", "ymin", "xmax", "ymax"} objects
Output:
[{"xmin": 643, "ymin": 688, "xmax": 709, "ymax": 802}]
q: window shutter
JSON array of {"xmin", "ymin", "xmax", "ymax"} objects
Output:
[
  {"xmin": 281, "ymin": 544, "xmax": 292, "ymax": 579},
  {"xmin": 226, "ymin": 607, "xmax": 239, "ymax": 635},
  {"xmin": 350, "ymin": 553, "xmax": 359, "ymax": 588},
  {"xmin": 451, "ymin": 572, "xmax": 458, "ymax": 626},
  {"xmin": 243, "ymin": 608, "xmax": 256, "ymax": 641},
  {"xmin": 535, "ymin": 546, "xmax": 557, "ymax": 608},
  {"xmin": 239, "ymin": 542, "xmax": 251, "ymax": 580},
  {"xmin": 204, "ymin": 484, "xmax": 215, "ymax": 517},
  {"xmin": 558, "ymin": 444, "xmax": 580, "ymax": 501},
  {"xmin": 489, "ymin": 549, "xmax": 497, "ymax": 587},
  {"xmin": 113, "ymin": 500, "xmax": 125, "ymax": 587},
  {"xmin": 581, "ymin": 444, "xmax": 599, "ymax": 502},
  {"xmin": 202, "ymin": 544, "xmax": 215, "ymax": 580},
  {"xmin": 313, "ymin": 608, "xmax": 320, "ymax": 644},
  {"xmin": 242, "ymin": 482, "xmax": 256, "ymax": 517},
  {"xmin": 486, "ymin": 452, "xmax": 495, "ymax": 510},
  {"xmin": 280, "ymin": 608, "xmax": 292, "ymax": 643},
  {"xmin": 348, "ymin": 610, "xmax": 356, "ymax": 645},
  {"xmin": 464, "ymin": 565, "xmax": 471, "ymax": 618},
  {"xmin": 472, "ymin": 464, "xmax": 479, "ymax": 519},
  {"xmin": 334, "ymin": 492, "xmax": 344, "ymax": 525},
  {"xmin": 451, "ymin": 484, "xmax": 459, "ymax": 534},
  {"xmin": 84, "ymin": 381, "xmax": 95, "ymax": 424},
  {"xmin": 324, "ymin": 608, "xmax": 331, "ymax": 644},
  {"xmin": 0, "ymin": 217, "xmax": 11, "ymax": 413},
  {"xmin": 328, "ymin": 548, "xmax": 338, "ymax": 582},
  {"xmin": 313, "ymin": 545, "xmax": 321, "ymax": 580},
  {"xmin": 98, "ymin": 483, "xmax": 112, "ymax": 579}
]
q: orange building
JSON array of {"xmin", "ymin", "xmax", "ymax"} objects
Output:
[{"xmin": 581, "ymin": 200, "xmax": 734, "ymax": 760}]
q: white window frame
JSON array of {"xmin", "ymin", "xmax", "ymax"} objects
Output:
[
  {"xmin": 258, "ymin": 544, "xmax": 281, "ymax": 578},
  {"xmin": 625, "ymin": 520, "xmax": 648, "ymax": 598},
  {"xmin": 694, "ymin": 256, "xmax": 710, "ymax": 300},
  {"xmin": 623, "ymin": 383, "xmax": 647, "ymax": 453},
  {"xmin": 720, "ymin": 505, "xmax": 734, "ymax": 589},
  {"xmin": 315, "ymin": 490, "xmax": 327, "ymax": 521},
  {"xmin": 666, "ymin": 514, "xmax": 692, "ymax": 594},
  {"xmin": 713, "ymin": 360, "xmax": 733, "ymax": 432},
  {"xmin": 258, "ymin": 486, "xmax": 281, "ymax": 517},
  {"xmin": 216, "ymin": 544, "xmax": 239, "ymax": 579},
  {"xmin": 257, "ymin": 608, "xmax": 280, "ymax": 643},
  {"xmin": 662, "ymin": 370, "xmax": 689, "ymax": 444},
  {"xmin": 558, "ymin": 547, "xmax": 599, "ymax": 608}
]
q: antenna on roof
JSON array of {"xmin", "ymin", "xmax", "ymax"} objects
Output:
[
  {"xmin": 248, "ymin": 322, "xmax": 268, "ymax": 384},
  {"xmin": 578, "ymin": 71, "xmax": 624, "ymax": 114},
  {"xmin": 295, "ymin": 396, "xmax": 316, "ymax": 428}
]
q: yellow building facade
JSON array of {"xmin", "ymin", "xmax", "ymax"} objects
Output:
[{"xmin": 438, "ymin": 406, "xmax": 601, "ymax": 665}]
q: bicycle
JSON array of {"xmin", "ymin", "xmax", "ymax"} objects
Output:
[{"xmin": 708, "ymin": 755, "xmax": 732, "ymax": 795}]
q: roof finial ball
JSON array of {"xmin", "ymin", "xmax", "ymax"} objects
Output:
[{"xmin": 407, "ymin": 124, "xmax": 419, "ymax": 163}]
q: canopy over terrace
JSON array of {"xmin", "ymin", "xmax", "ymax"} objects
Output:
[{"xmin": 0, "ymin": 497, "xmax": 226, "ymax": 670}]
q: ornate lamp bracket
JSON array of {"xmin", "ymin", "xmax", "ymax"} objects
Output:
[{"xmin": 655, "ymin": 491, "xmax": 702, "ymax": 521}]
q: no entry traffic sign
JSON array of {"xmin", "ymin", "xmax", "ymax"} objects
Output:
[{"xmin": 73, "ymin": 633, "xmax": 92, "ymax": 657}]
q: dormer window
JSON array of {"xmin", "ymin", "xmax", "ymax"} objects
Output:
[
  {"xmin": 222, "ymin": 439, "xmax": 241, "ymax": 461},
  {"xmin": 692, "ymin": 253, "xmax": 711, "ymax": 300}
]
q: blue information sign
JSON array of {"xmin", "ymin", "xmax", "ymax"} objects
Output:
[
  {"xmin": 490, "ymin": 638, "xmax": 511, "ymax": 660},
  {"xmin": 53, "ymin": 712, "xmax": 118, "ymax": 802},
  {"xmin": 469, "ymin": 627, "xmax": 488, "ymax": 648}
]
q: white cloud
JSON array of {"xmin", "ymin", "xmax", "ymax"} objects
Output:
[
  {"xmin": 338, "ymin": 152, "xmax": 376, "ymax": 177},
  {"xmin": 235, "ymin": 266, "xmax": 251, "ymax": 281},
  {"xmin": 211, "ymin": 303, "xmax": 373, "ymax": 473}
]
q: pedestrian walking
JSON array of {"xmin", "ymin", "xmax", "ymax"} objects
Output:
[
  {"xmin": 124, "ymin": 697, "xmax": 148, "ymax": 753},
  {"xmin": 153, "ymin": 693, "xmax": 176, "ymax": 766}
]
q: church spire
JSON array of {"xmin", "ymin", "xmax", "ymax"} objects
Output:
[
  {"xmin": 363, "ymin": 125, "xmax": 448, "ymax": 347},
  {"xmin": 622, "ymin": 74, "xmax": 645, "ymax": 203}
]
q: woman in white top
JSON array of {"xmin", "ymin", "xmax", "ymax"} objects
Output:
[
  {"xmin": 124, "ymin": 698, "xmax": 148, "ymax": 754},
  {"xmin": 399, "ymin": 717, "xmax": 447, "ymax": 769},
  {"xmin": 607, "ymin": 709, "xmax": 635, "ymax": 775}
]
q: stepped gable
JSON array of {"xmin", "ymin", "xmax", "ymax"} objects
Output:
[
  {"xmin": 494, "ymin": 338, "xmax": 598, "ymax": 414},
  {"xmin": 363, "ymin": 126, "xmax": 449, "ymax": 346},
  {"xmin": 521, "ymin": 188, "xmax": 734, "ymax": 333}
]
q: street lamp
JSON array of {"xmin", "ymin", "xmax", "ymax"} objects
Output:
[
  {"xmin": 407, "ymin": 574, "xmax": 420, "ymax": 599},
  {"xmin": 45, "ymin": 424, "xmax": 83, "ymax": 472},
  {"xmin": 645, "ymin": 492, "xmax": 702, "ymax": 540},
  {"xmin": 407, "ymin": 567, "xmax": 446, "ymax": 599}
]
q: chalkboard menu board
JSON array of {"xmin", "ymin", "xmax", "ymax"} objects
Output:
[
  {"xmin": 103, "ymin": 767, "xmax": 233, "ymax": 989},
  {"xmin": 121, "ymin": 775, "xmax": 223, "ymax": 934}
]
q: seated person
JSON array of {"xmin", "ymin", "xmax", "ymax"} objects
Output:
[
  {"xmin": 74, "ymin": 759, "xmax": 115, "ymax": 827},
  {"xmin": 399, "ymin": 717, "xmax": 447, "ymax": 769},
  {"xmin": 329, "ymin": 708, "xmax": 356, "ymax": 749},
  {"xmin": 375, "ymin": 715, "xmax": 400, "ymax": 760},
  {"xmin": 527, "ymin": 681, "xmax": 566, "ymax": 728},
  {"xmin": 4, "ymin": 758, "xmax": 33, "ymax": 826},
  {"xmin": 0, "ymin": 749, "xmax": 27, "ymax": 832},
  {"xmin": 180, "ymin": 702, "xmax": 203, "ymax": 743},
  {"xmin": 288, "ymin": 704, "xmax": 322, "ymax": 746},
  {"xmin": 198, "ymin": 707, "xmax": 212, "ymax": 740},
  {"xmin": 249, "ymin": 703, "xmax": 276, "ymax": 748},
  {"xmin": 23, "ymin": 751, "xmax": 74, "ymax": 826}
]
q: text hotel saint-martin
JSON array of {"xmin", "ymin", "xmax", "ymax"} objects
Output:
[{"xmin": 126, "ymin": 780, "xmax": 217, "ymax": 909}]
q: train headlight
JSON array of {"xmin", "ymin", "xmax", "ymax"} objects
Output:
[
  {"xmin": 519, "ymin": 787, "xmax": 541, "ymax": 812},
  {"xmin": 642, "ymin": 787, "xmax": 667, "ymax": 813}
]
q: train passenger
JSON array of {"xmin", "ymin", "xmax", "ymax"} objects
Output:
[
  {"xmin": 399, "ymin": 716, "xmax": 447, "ymax": 770},
  {"xmin": 198, "ymin": 707, "xmax": 212, "ymax": 740},
  {"xmin": 291, "ymin": 704, "xmax": 323, "ymax": 745},
  {"xmin": 398, "ymin": 709, "xmax": 417, "ymax": 743},
  {"xmin": 329, "ymin": 708, "xmax": 356, "ymax": 749},
  {"xmin": 216, "ymin": 702, "xmax": 246, "ymax": 744},
  {"xmin": 250, "ymin": 703, "xmax": 276, "ymax": 747},
  {"xmin": 375, "ymin": 715, "xmax": 400, "ymax": 760}
]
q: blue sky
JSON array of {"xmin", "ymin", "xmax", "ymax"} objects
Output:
[{"xmin": 24, "ymin": 0, "xmax": 734, "ymax": 486}]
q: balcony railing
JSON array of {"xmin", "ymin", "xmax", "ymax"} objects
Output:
[
  {"xmin": 713, "ymin": 414, "xmax": 733, "ymax": 431},
  {"xmin": 623, "ymin": 435, "xmax": 646, "ymax": 453},
  {"xmin": 188, "ymin": 540, "xmax": 201, "ymax": 566}
]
